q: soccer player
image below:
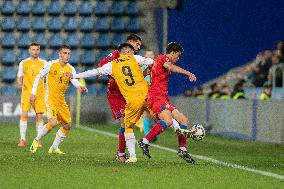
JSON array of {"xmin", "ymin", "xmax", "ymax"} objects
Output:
[
  {"xmin": 98, "ymin": 34, "xmax": 143, "ymax": 161},
  {"xmin": 67, "ymin": 43, "xmax": 154, "ymax": 163},
  {"xmin": 29, "ymin": 45, "xmax": 87, "ymax": 154},
  {"xmin": 17, "ymin": 42, "xmax": 47, "ymax": 147},
  {"xmin": 138, "ymin": 42, "xmax": 197, "ymax": 163}
]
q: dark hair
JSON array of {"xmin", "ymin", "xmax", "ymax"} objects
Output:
[
  {"xmin": 117, "ymin": 43, "xmax": 135, "ymax": 52},
  {"xmin": 29, "ymin": 42, "xmax": 40, "ymax": 47},
  {"xmin": 59, "ymin": 44, "xmax": 72, "ymax": 51},
  {"xmin": 166, "ymin": 42, "xmax": 184, "ymax": 54},
  {"xmin": 126, "ymin": 34, "xmax": 142, "ymax": 42},
  {"xmin": 263, "ymin": 83, "xmax": 272, "ymax": 88}
]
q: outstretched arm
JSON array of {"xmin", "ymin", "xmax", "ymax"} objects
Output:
[
  {"xmin": 70, "ymin": 62, "xmax": 113, "ymax": 79},
  {"xmin": 163, "ymin": 62, "xmax": 196, "ymax": 82}
]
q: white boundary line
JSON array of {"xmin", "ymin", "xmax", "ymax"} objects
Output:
[{"xmin": 78, "ymin": 126, "xmax": 284, "ymax": 180}]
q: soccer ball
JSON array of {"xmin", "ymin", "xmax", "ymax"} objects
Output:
[{"xmin": 191, "ymin": 124, "xmax": 205, "ymax": 141}]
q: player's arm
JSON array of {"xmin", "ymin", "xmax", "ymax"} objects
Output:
[
  {"xmin": 17, "ymin": 61, "xmax": 24, "ymax": 88},
  {"xmin": 30, "ymin": 63, "xmax": 51, "ymax": 103},
  {"xmin": 68, "ymin": 62, "xmax": 112, "ymax": 79},
  {"xmin": 163, "ymin": 62, "xmax": 196, "ymax": 82},
  {"xmin": 70, "ymin": 66, "xmax": 88, "ymax": 93},
  {"xmin": 134, "ymin": 55, "xmax": 154, "ymax": 66}
]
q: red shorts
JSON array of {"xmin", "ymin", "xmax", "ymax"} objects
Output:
[
  {"xmin": 107, "ymin": 92, "xmax": 126, "ymax": 120},
  {"xmin": 147, "ymin": 94, "xmax": 176, "ymax": 117}
]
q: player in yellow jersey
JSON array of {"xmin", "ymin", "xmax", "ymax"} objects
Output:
[
  {"xmin": 17, "ymin": 42, "xmax": 47, "ymax": 147},
  {"xmin": 67, "ymin": 43, "xmax": 154, "ymax": 162},
  {"xmin": 29, "ymin": 45, "xmax": 87, "ymax": 154}
]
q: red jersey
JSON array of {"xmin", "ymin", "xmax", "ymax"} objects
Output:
[
  {"xmin": 98, "ymin": 50, "xmax": 121, "ymax": 95},
  {"xmin": 149, "ymin": 54, "xmax": 172, "ymax": 98}
]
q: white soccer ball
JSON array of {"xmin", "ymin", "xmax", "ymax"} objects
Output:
[{"xmin": 191, "ymin": 124, "xmax": 205, "ymax": 141}]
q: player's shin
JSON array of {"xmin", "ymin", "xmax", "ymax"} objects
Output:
[
  {"xmin": 36, "ymin": 122, "xmax": 53, "ymax": 140},
  {"xmin": 118, "ymin": 126, "xmax": 126, "ymax": 156},
  {"xmin": 143, "ymin": 117, "xmax": 151, "ymax": 135},
  {"xmin": 124, "ymin": 128, "xmax": 136, "ymax": 158},
  {"xmin": 50, "ymin": 127, "xmax": 69, "ymax": 150},
  {"xmin": 19, "ymin": 117, "xmax": 28, "ymax": 140},
  {"xmin": 36, "ymin": 119, "xmax": 44, "ymax": 136},
  {"xmin": 144, "ymin": 120, "xmax": 167, "ymax": 144},
  {"xmin": 177, "ymin": 124, "xmax": 188, "ymax": 151}
]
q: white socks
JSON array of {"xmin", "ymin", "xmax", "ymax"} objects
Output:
[
  {"xmin": 36, "ymin": 125, "xmax": 50, "ymax": 140},
  {"xmin": 51, "ymin": 129, "xmax": 67, "ymax": 150},
  {"xmin": 19, "ymin": 120, "xmax": 27, "ymax": 140},
  {"xmin": 143, "ymin": 138, "xmax": 149, "ymax": 144},
  {"xmin": 124, "ymin": 133, "xmax": 136, "ymax": 157},
  {"xmin": 36, "ymin": 121, "xmax": 44, "ymax": 136},
  {"xmin": 170, "ymin": 118, "xmax": 180, "ymax": 130}
]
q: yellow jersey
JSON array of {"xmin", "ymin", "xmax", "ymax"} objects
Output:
[
  {"xmin": 17, "ymin": 57, "xmax": 46, "ymax": 97},
  {"xmin": 111, "ymin": 55, "xmax": 149, "ymax": 101},
  {"xmin": 31, "ymin": 59, "xmax": 81, "ymax": 101}
]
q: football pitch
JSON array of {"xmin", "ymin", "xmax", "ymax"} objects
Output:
[{"xmin": 0, "ymin": 123, "xmax": 283, "ymax": 189}]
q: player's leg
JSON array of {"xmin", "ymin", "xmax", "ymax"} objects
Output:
[
  {"xmin": 48, "ymin": 102, "xmax": 71, "ymax": 154},
  {"xmin": 142, "ymin": 111, "xmax": 151, "ymax": 136},
  {"xmin": 18, "ymin": 110, "xmax": 29, "ymax": 147},
  {"xmin": 172, "ymin": 109, "xmax": 195, "ymax": 163},
  {"xmin": 34, "ymin": 94, "xmax": 46, "ymax": 139},
  {"xmin": 35, "ymin": 113, "xmax": 44, "ymax": 148}
]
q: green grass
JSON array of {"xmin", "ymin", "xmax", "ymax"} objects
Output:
[{"xmin": 0, "ymin": 123, "xmax": 283, "ymax": 189}]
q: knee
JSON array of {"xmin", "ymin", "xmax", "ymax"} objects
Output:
[
  {"xmin": 21, "ymin": 113, "xmax": 28, "ymax": 121},
  {"xmin": 48, "ymin": 119, "xmax": 57, "ymax": 127},
  {"xmin": 62, "ymin": 124, "xmax": 72, "ymax": 130},
  {"xmin": 36, "ymin": 114, "xmax": 43, "ymax": 121},
  {"xmin": 179, "ymin": 117, "xmax": 189, "ymax": 126},
  {"xmin": 164, "ymin": 119, "xmax": 173, "ymax": 127}
]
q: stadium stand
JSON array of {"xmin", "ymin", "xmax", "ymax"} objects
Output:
[
  {"xmin": 0, "ymin": 0, "xmax": 146, "ymax": 96},
  {"xmin": 2, "ymin": 67, "xmax": 17, "ymax": 82},
  {"xmin": 1, "ymin": 84, "xmax": 17, "ymax": 95}
]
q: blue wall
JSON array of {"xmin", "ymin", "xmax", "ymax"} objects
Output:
[{"xmin": 168, "ymin": 0, "xmax": 284, "ymax": 96}]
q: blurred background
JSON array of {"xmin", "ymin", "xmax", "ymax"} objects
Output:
[{"xmin": 0, "ymin": 0, "xmax": 283, "ymax": 143}]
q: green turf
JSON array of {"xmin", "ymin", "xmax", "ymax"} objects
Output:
[{"xmin": 0, "ymin": 123, "xmax": 283, "ymax": 189}]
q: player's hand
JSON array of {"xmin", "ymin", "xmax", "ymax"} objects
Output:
[
  {"xmin": 17, "ymin": 82, "xmax": 23, "ymax": 89},
  {"xmin": 79, "ymin": 86, "xmax": 88, "ymax": 93},
  {"xmin": 30, "ymin": 94, "xmax": 36, "ymax": 104},
  {"xmin": 188, "ymin": 72, "xmax": 196, "ymax": 82},
  {"xmin": 65, "ymin": 72, "xmax": 73, "ymax": 79}
]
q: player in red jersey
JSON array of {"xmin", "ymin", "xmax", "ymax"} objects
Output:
[
  {"xmin": 98, "ymin": 34, "xmax": 142, "ymax": 161},
  {"xmin": 138, "ymin": 42, "xmax": 197, "ymax": 163}
]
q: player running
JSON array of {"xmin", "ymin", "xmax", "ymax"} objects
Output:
[
  {"xmin": 29, "ymin": 45, "xmax": 87, "ymax": 154},
  {"xmin": 17, "ymin": 42, "xmax": 47, "ymax": 147},
  {"xmin": 98, "ymin": 34, "xmax": 143, "ymax": 161},
  {"xmin": 138, "ymin": 42, "xmax": 197, "ymax": 163},
  {"xmin": 67, "ymin": 43, "xmax": 154, "ymax": 163}
]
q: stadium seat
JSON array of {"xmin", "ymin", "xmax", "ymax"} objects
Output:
[
  {"xmin": 48, "ymin": 1, "xmax": 61, "ymax": 15},
  {"xmin": 18, "ymin": 50, "xmax": 29, "ymax": 61},
  {"xmin": 80, "ymin": 34, "xmax": 95, "ymax": 49},
  {"xmin": 33, "ymin": 17, "xmax": 47, "ymax": 32},
  {"xmin": 49, "ymin": 33, "xmax": 63, "ymax": 48},
  {"xmin": 94, "ymin": 1, "xmax": 108, "ymax": 16},
  {"xmin": 85, "ymin": 84, "xmax": 97, "ymax": 96},
  {"xmin": 126, "ymin": 1, "xmax": 140, "ymax": 15},
  {"xmin": 80, "ymin": 18, "xmax": 94, "ymax": 32},
  {"xmin": 65, "ymin": 34, "xmax": 79, "ymax": 49},
  {"xmin": 39, "ymin": 50, "xmax": 48, "ymax": 60},
  {"xmin": 33, "ymin": 33, "xmax": 47, "ymax": 48},
  {"xmin": 32, "ymin": 1, "xmax": 46, "ymax": 15},
  {"xmin": 79, "ymin": 1, "xmax": 92, "ymax": 16},
  {"xmin": 67, "ymin": 86, "xmax": 76, "ymax": 96},
  {"xmin": 17, "ymin": 17, "xmax": 31, "ymax": 32},
  {"xmin": 48, "ymin": 18, "xmax": 62, "ymax": 32},
  {"xmin": 18, "ymin": 33, "xmax": 31, "ymax": 48},
  {"xmin": 110, "ymin": 1, "xmax": 124, "ymax": 16},
  {"xmin": 17, "ymin": 0, "xmax": 30, "ymax": 15},
  {"xmin": 110, "ymin": 17, "xmax": 125, "ymax": 32},
  {"xmin": 95, "ymin": 17, "xmax": 109, "ymax": 32},
  {"xmin": 1, "ymin": 84, "xmax": 17, "ymax": 95},
  {"xmin": 96, "ymin": 34, "xmax": 111, "ymax": 49},
  {"xmin": 97, "ymin": 75, "xmax": 109, "ymax": 84},
  {"xmin": 2, "ymin": 51, "xmax": 16, "ymax": 65},
  {"xmin": 2, "ymin": 16, "xmax": 15, "ymax": 31},
  {"xmin": 81, "ymin": 51, "xmax": 96, "ymax": 66},
  {"xmin": 112, "ymin": 34, "xmax": 126, "ymax": 48},
  {"xmin": 126, "ymin": 18, "xmax": 141, "ymax": 32},
  {"xmin": 1, "ymin": 0, "xmax": 15, "ymax": 15},
  {"xmin": 69, "ymin": 50, "xmax": 80, "ymax": 66},
  {"xmin": 96, "ymin": 50, "xmax": 111, "ymax": 63},
  {"xmin": 2, "ymin": 67, "xmax": 17, "ymax": 82},
  {"xmin": 49, "ymin": 50, "xmax": 58, "ymax": 60},
  {"xmin": 97, "ymin": 84, "xmax": 108, "ymax": 96},
  {"xmin": 64, "ymin": 17, "xmax": 77, "ymax": 32},
  {"xmin": 1, "ymin": 33, "xmax": 15, "ymax": 48},
  {"xmin": 63, "ymin": 1, "xmax": 77, "ymax": 16}
]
